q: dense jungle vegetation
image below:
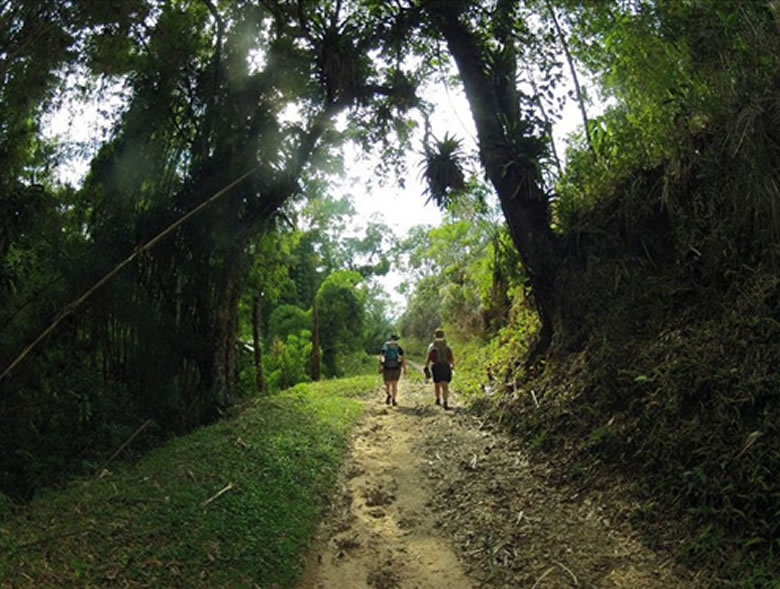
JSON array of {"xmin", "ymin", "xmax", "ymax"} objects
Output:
[{"xmin": 1, "ymin": 0, "xmax": 779, "ymax": 585}]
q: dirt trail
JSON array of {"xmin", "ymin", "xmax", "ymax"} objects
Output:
[{"xmin": 297, "ymin": 378, "xmax": 695, "ymax": 589}]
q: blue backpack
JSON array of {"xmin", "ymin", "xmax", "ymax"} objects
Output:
[{"xmin": 383, "ymin": 342, "xmax": 400, "ymax": 368}]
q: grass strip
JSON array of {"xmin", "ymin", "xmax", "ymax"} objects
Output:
[{"xmin": 0, "ymin": 374, "xmax": 379, "ymax": 588}]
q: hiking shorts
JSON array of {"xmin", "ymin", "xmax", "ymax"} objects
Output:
[
  {"xmin": 432, "ymin": 363, "xmax": 452, "ymax": 383},
  {"xmin": 383, "ymin": 366, "xmax": 402, "ymax": 383}
]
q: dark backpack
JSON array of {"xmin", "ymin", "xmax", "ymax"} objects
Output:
[
  {"xmin": 383, "ymin": 342, "xmax": 400, "ymax": 368},
  {"xmin": 431, "ymin": 339, "xmax": 450, "ymax": 365}
]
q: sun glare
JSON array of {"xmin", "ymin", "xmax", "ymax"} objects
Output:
[
  {"xmin": 247, "ymin": 47, "xmax": 267, "ymax": 74},
  {"xmin": 43, "ymin": 72, "xmax": 127, "ymax": 187}
]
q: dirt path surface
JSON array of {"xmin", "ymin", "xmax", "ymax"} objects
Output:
[{"xmin": 297, "ymin": 378, "xmax": 696, "ymax": 589}]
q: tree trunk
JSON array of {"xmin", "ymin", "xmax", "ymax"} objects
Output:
[
  {"xmin": 429, "ymin": 7, "xmax": 562, "ymax": 352},
  {"xmin": 252, "ymin": 295, "xmax": 264, "ymax": 393},
  {"xmin": 310, "ymin": 295, "xmax": 321, "ymax": 381},
  {"xmin": 210, "ymin": 250, "xmax": 244, "ymax": 410}
]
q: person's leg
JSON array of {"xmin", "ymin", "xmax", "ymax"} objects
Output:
[
  {"xmin": 439, "ymin": 364, "xmax": 452, "ymax": 409},
  {"xmin": 391, "ymin": 379, "xmax": 398, "ymax": 405},
  {"xmin": 432, "ymin": 364, "xmax": 442, "ymax": 404},
  {"xmin": 384, "ymin": 374, "xmax": 391, "ymax": 404}
]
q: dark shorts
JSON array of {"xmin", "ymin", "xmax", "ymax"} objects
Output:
[
  {"xmin": 383, "ymin": 366, "xmax": 402, "ymax": 382},
  {"xmin": 432, "ymin": 363, "xmax": 451, "ymax": 383}
]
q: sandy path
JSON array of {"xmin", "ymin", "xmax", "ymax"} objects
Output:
[
  {"xmin": 298, "ymin": 377, "xmax": 474, "ymax": 589},
  {"xmin": 297, "ymin": 377, "xmax": 696, "ymax": 589}
]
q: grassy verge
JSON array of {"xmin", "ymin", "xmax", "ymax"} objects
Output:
[{"xmin": 0, "ymin": 374, "xmax": 379, "ymax": 588}]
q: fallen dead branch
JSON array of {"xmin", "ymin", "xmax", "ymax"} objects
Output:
[
  {"xmin": 95, "ymin": 419, "xmax": 152, "ymax": 475},
  {"xmin": 531, "ymin": 566, "xmax": 556, "ymax": 589},
  {"xmin": 202, "ymin": 482, "xmax": 234, "ymax": 506},
  {"xmin": 555, "ymin": 560, "xmax": 579, "ymax": 586},
  {"xmin": 531, "ymin": 561, "xmax": 579, "ymax": 588}
]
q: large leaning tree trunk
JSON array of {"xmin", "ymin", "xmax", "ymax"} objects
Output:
[{"xmin": 424, "ymin": 2, "xmax": 562, "ymax": 352}]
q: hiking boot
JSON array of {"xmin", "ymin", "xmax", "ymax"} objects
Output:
[
  {"xmin": 392, "ymin": 398, "xmax": 397, "ymax": 406},
  {"xmin": 385, "ymin": 394, "xmax": 391, "ymax": 405},
  {"xmin": 443, "ymin": 401, "xmax": 450, "ymax": 410},
  {"xmin": 435, "ymin": 398, "xmax": 441, "ymax": 406}
]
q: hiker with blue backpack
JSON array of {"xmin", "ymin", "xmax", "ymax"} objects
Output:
[
  {"xmin": 424, "ymin": 328, "xmax": 454, "ymax": 409},
  {"xmin": 379, "ymin": 334, "xmax": 406, "ymax": 406}
]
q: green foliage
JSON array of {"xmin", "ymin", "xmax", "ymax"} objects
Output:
[
  {"xmin": 0, "ymin": 376, "xmax": 374, "ymax": 587},
  {"xmin": 362, "ymin": 283, "xmax": 397, "ymax": 355},
  {"xmin": 483, "ymin": 290, "xmax": 539, "ymax": 382},
  {"xmin": 266, "ymin": 330, "xmax": 313, "ymax": 392},
  {"xmin": 0, "ymin": 1, "xmax": 82, "ymax": 183},
  {"xmin": 289, "ymin": 373, "xmax": 379, "ymax": 400},
  {"xmin": 400, "ymin": 275, "xmax": 444, "ymax": 342},
  {"xmin": 316, "ymin": 269, "xmax": 367, "ymax": 377},
  {"xmin": 399, "ymin": 190, "xmax": 524, "ymax": 341},
  {"xmin": 504, "ymin": 7, "xmax": 780, "ymax": 573},
  {"xmin": 554, "ymin": 107, "xmax": 647, "ymax": 229},
  {"xmin": 442, "ymin": 285, "xmax": 539, "ymax": 412},
  {"xmin": 428, "ymin": 5, "xmax": 780, "ymax": 584},
  {"xmin": 5, "ymin": 4, "xmax": 780, "ymax": 586},
  {"xmin": 336, "ymin": 352, "xmax": 382, "ymax": 379},
  {"xmin": 268, "ymin": 305, "xmax": 311, "ymax": 343},
  {"xmin": 536, "ymin": 268, "xmax": 780, "ymax": 585},
  {"xmin": 557, "ymin": 0, "xmax": 780, "ymax": 248},
  {"xmin": 1, "ymin": 0, "xmax": 411, "ymax": 500},
  {"xmin": 238, "ymin": 186, "xmax": 399, "ymax": 396}
]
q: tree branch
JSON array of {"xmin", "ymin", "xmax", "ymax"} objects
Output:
[{"xmin": 544, "ymin": 0, "xmax": 595, "ymax": 157}]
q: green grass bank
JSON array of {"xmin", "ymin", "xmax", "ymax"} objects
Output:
[{"xmin": 0, "ymin": 375, "xmax": 379, "ymax": 588}]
